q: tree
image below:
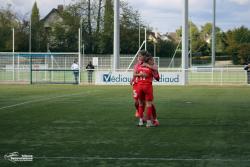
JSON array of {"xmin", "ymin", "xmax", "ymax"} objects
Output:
[
  {"xmin": 176, "ymin": 21, "xmax": 208, "ymax": 56},
  {"xmin": 200, "ymin": 22, "xmax": 226, "ymax": 55},
  {"xmin": 238, "ymin": 43, "xmax": 250, "ymax": 64},
  {"xmin": 119, "ymin": 1, "xmax": 141, "ymax": 54},
  {"xmin": 225, "ymin": 26, "xmax": 250, "ymax": 64},
  {"xmin": 156, "ymin": 40, "xmax": 176, "ymax": 58},
  {"xmin": 14, "ymin": 19, "xmax": 29, "ymax": 52},
  {"xmin": 189, "ymin": 21, "xmax": 203, "ymax": 54},
  {"xmin": 87, "ymin": 0, "xmax": 93, "ymax": 52},
  {"xmin": 92, "ymin": 0, "xmax": 104, "ymax": 53},
  {"xmin": 100, "ymin": 0, "xmax": 113, "ymax": 53},
  {"xmin": 48, "ymin": 7, "xmax": 80, "ymax": 52},
  {"xmin": 96, "ymin": 0, "xmax": 103, "ymax": 34},
  {"xmin": 200, "ymin": 23, "xmax": 213, "ymax": 42},
  {"xmin": 31, "ymin": 2, "xmax": 42, "ymax": 51},
  {"xmin": 0, "ymin": 4, "xmax": 17, "ymax": 51}
]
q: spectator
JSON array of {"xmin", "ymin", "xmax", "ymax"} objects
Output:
[
  {"xmin": 71, "ymin": 60, "xmax": 79, "ymax": 84},
  {"xmin": 244, "ymin": 61, "xmax": 250, "ymax": 84},
  {"xmin": 86, "ymin": 61, "xmax": 95, "ymax": 83}
]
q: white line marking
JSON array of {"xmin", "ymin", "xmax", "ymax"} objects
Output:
[
  {"xmin": 0, "ymin": 91, "xmax": 98, "ymax": 110},
  {"xmin": 33, "ymin": 157, "xmax": 250, "ymax": 162}
]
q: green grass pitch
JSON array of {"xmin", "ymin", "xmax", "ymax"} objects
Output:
[{"xmin": 0, "ymin": 85, "xmax": 250, "ymax": 167}]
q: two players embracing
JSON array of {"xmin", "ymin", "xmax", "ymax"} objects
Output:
[{"xmin": 131, "ymin": 50, "xmax": 160, "ymax": 128}]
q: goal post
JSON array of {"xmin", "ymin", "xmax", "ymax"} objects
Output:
[{"xmin": 27, "ymin": 52, "xmax": 79, "ymax": 84}]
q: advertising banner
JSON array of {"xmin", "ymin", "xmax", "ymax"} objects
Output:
[{"xmin": 95, "ymin": 71, "xmax": 184, "ymax": 85}]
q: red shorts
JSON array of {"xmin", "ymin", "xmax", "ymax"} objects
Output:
[
  {"xmin": 132, "ymin": 84, "xmax": 139, "ymax": 100},
  {"xmin": 138, "ymin": 84, "xmax": 153, "ymax": 101}
]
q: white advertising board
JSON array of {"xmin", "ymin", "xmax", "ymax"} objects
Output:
[
  {"xmin": 95, "ymin": 71, "xmax": 184, "ymax": 85},
  {"xmin": 92, "ymin": 57, "xmax": 98, "ymax": 66}
]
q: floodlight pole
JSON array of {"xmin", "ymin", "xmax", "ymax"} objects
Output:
[
  {"xmin": 113, "ymin": 0, "xmax": 120, "ymax": 71},
  {"xmin": 29, "ymin": 15, "xmax": 32, "ymax": 53},
  {"xmin": 182, "ymin": 0, "xmax": 189, "ymax": 85},
  {"xmin": 80, "ymin": 18, "xmax": 83, "ymax": 53},
  {"xmin": 154, "ymin": 43, "xmax": 156, "ymax": 57},
  {"xmin": 80, "ymin": 17, "xmax": 84, "ymax": 73},
  {"xmin": 189, "ymin": 19, "xmax": 192, "ymax": 67},
  {"xmin": 12, "ymin": 28, "xmax": 15, "ymax": 81},
  {"xmin": 138, "ymin": 18, "xmax": 141, "ymax": 48},
  {"xmin": 29, "ymin": 12, "xmax": 32, "ymax": 84},
  {"xmin": 212, "ymin": 0, "xmax": 216, "ymax": 67},
  {"xmin": 144, "ymin": 28, "xmax": 147, "ymax": 50},
  {"xmin": 78, "ymin": 28, "xmax": 81, "ymax": 84}
]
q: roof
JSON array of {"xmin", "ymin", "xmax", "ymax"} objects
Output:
[{"xmin": 41, "ymin": 8, "xmax": 62, "ymax": 22}]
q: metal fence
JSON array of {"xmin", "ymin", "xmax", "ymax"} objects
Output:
[
  {"xmin": 187, "ymin": 67, "xmax": 247, "ymax": 85},
  {"xmin": 0, "ymin": 52, "xmax": 160, "ymax": 84},
  {"xmin": 0, "ymin": 52, "xmax": 79, "ymax": 83},
  {"xmin": 0, "ymin": 52, "xmax": 247, "ymax": 85}
]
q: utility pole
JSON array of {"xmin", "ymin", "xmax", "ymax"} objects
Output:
[
  {"xmin": 138, "ymin": 18, "xmax": 141, "ymax": 48},
  {"xmin": 113, "ymin": 0, "xmax": 120, "ymax": 71},
  {"xmin": 29, "ymin": 16, "xmax": 32, "ymax": 52},
  {"xmin": 212, "ymin": 0, "xmax": 216, "ymax": 67},
  {"xmin": 182, "ymin": 0, "xmax": 189, "ymax": 85}
]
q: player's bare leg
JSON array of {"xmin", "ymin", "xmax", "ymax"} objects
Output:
[
  {"xmin": 134, "ymin": 100, "xmax": 140, "ymax": 118},
  {"xmin": 145, "ymin": 101, "xmax": 153, "ymax": 128},
  {"xmin": 137, "ymin": 99, "xmax": 145, "ymax": 126},
  {"xmin": 152, "ymin": 104, "xmax": 159, "ymax": 126}
]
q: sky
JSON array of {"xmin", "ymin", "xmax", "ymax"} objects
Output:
[{"xmin": 1, "ymin": 0, "xmax": 250, "ymax": 33}]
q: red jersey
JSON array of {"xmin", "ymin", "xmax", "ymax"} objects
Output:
[
  {"xmin": 150, "ymin": 64, "xmax": 160, "ymax": 81},
  {"xmin": 131, "ymin": 61, "xmax": 143, "ymax": 86},
  {"xmin": 137, "ymin": 66, "xmax": 154, "ymax": 85},
  {"xmin": 153, "ymin": 70, "xmax": 160, "ymax": 81}
]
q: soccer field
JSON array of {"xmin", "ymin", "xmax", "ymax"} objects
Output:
[{"xmin": 0, "ymin": 85, "xmax": 250, "ymax": 167}]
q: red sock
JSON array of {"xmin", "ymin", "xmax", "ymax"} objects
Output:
[
  {"xmin": 138, "ymin": 105, "xmax": 144, "ymax": 118},
  {"xmin": 147, "ymin": 106, "xmax": 153, "ymax": 120},
  {"xmin": 134, "ymin": 101, "xmax": 139, "ymax": 111},
  {"xmin": 152, "ymin": 104, "xmax": 157, "ymax": 120}
]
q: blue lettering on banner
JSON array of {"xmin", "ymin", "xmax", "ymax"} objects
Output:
[
  {"xmin": 103, "ymin": 73, "xmax": 111, "ymax": 82},
  {"xmin": 157, "ymin": 74, "xmax": 180, "ymax": 83},
  {"xmin": 103, "ymin": 73, "xmax": 131, "ymax": 83},
  {"xmin": 102, "ymin": 73, "xmax": 181, "ymax": 83}
]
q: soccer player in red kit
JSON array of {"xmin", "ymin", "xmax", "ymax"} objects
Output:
[
  {"xmin": 130, "ymin": 50, "xmax": 147, "ymax": 118},
  {"xmin": 131, "ymin": 51, "xmax": 159, "ymax": 124},
  {"xmin": 141, "ymin": 57, "xmax": 160, "ymax": 126},
  {"xmin": 137, "ymin": 53, "xmax": 160, "ymax": 127}
]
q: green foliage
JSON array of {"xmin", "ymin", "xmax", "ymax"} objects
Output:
[
  {"xmin": 120, "ymin": 1, "xmax": 141, "ymax": 54},
  {"xmin": 147, "ymin": 40, "xmax": 177, "ymax": 58},
  {"xmin": 48, "ymin": 7, "xmax": 80, "ymax": 52},
  {"xmin": 175, "ymin": 22, "xmax": 250, "ymax": 65},
  {"xmin": 191, "ymin": 22, "xmax": 204, "ymax": 54},
  {"xmin": 31, "ymin": 2, "xmax": 42, "ymax": 51},
  {"xmin": 14, "ymin": 20, "xmax": 30, "ymax": 52},
  {"xmin": 99, "ymin": 0, "xmax": 114, "ymax": 53},
  {"xmin": 0, "ymin": 4, "xmax": 17, "ymax": 51},
  {"xmin": 176, "ymin": 21, "xmax": 211, "ymax": 59},
  {"xmin": 225, "ymin": 26, "xmax": 250, "ymax": 64},
  {"xmin": 238, "ymin": 43, "xmax": 250, "ymax": 64}
]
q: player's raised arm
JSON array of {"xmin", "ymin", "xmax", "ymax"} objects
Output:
[
  {"xmin": 151, "ymin": 63, "xmax": 160, "ymax": 81},
  {"xmin": 153, "ymin": 70, "xmax": 160, "ymax": 81}
]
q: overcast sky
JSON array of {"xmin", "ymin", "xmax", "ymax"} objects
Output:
[{"xmin": 1, "ymin": 0, "xmax": 250, "ymax": 33}]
